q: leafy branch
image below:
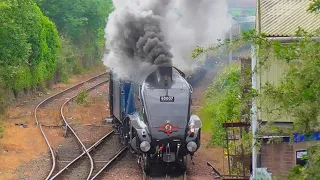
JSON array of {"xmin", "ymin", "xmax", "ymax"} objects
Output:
[{"xmin": 308, "ymin": 0, "xmax": 320, "ymax": 13}]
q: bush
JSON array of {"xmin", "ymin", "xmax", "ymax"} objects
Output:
[
  {"xmin": 199, "ymin": 63, "xmax": 242, "ymax": 146},
  {"xmin": 76, "ymin": 90, "xmax": 89, "ymax": 105}
]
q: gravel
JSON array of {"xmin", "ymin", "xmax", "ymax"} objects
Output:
[
  {"xmin": 15, "ymin": 152, "xmax": 51, "ymax": 180},
  {"xmin": 90, "ymin": 134, "xmax": 122, "ymax": 178},
  {"xmin": 99, "ymin": 152, "xmax": 142, "ymax": 180}
]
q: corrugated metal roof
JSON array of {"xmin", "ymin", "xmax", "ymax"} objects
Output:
[{"xmin": 258, "ymin": 0, "xmax": 320, "ymax": 37}]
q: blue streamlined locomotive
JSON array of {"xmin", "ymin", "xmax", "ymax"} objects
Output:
[{"xmin": 108, "ymin": 64, "xmax": 202, "ymax": 174}]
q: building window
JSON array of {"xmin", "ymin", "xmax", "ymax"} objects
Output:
[{"xmin": 296, "ymin": 150, "xmax": 307, "ymax": 166}]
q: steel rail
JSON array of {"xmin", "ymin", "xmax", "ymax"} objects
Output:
[
  {"xmin": 50, "ymin": 130, "xmax": 114, "ymax": 179},
  {"xmin": 33, "ymin": 110, "xmax": 56, "ymax": 180},
  {"xmin": 34, "ymin": 72, "xmax": 107, "ymax": 180},
  {"xmin": 90, "ymin": 146, "xmax": 128, "ymax": 180},
  {"xmin": 143, "ymin": 171, "xmax": 187, "ymax": 180},
  {"xmin": 58, "ymin": 80, "xmax": 108, "ymax": 180},
  {"xmin": 60, "ymin": 98, "xmax": 94, "ymax": 180}
]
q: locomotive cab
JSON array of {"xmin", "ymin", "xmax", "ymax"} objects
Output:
[{"xmin": 109, "ymin": 65, "xmax": 202, "ymax": 173}]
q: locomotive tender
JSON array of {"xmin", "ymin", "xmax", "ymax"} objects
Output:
[{"xmin": 108, "ymin": 64, "xmax": 202, "ymax": 173}]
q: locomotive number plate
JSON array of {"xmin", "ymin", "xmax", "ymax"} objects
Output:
[{"xmin": 160, "ymin": 96, "xmax": 174, "ymax": 102}]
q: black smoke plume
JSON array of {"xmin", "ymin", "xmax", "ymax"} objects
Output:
[
  {"xmin": 104, "ymin": 0, "xmax": 232, "ymax": 78},
  {"xmin": 104, "ymin": 1, "xmax": 172, "ymax": 77}
]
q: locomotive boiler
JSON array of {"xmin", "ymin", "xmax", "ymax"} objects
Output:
[{"xmin": 108, "ymin": 65, "xmax": 202, "ymax": 174}]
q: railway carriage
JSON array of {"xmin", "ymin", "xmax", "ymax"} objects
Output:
[{"xmin": 108, "ymin": 64, "xmax": 202, "ymax": 174}]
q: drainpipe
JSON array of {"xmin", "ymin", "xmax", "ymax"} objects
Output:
[{"xmin": 251, "ymin": 45, "xmax": 258, "ymax": 179}]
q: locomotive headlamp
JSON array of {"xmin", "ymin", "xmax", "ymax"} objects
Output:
[
  {"xmin": 140, "ymin": 141, "xmax": 151, "ymax": 152},
  {"xmin": 188, "ymin": 118, "xmax": 197, "ymax": 137},
  {"xmin": 187, "ymin": 141, "xmax": 197, "ymax": 152}
]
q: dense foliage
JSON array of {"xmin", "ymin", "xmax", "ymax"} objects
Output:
[
  {"xmin": 308, "ymin": 0, "xmax": 320, "ymax": 12},
  {"xmin": 36, "ymin": 0, "xmax": 114, "ymax": 81},
  {"xmin": 0, "ymin": 0, "xmax": 60, "ymax": 98},
  {"xmin": 0, "ymin": 0, "xmax": 113, "ymax": 104},
  {"xmin": 0, "ymin": 0, "xmax": 114, "ymax": 138}
]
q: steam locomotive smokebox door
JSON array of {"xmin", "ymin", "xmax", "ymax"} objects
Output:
[{"xmin": 156, "ymin": 66, "xmax": 173, "ymax": 85}]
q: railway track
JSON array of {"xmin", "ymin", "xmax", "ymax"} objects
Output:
[
  {"xmin": 51, "ymin": 80, "xmax": 127, "ymax": 179},
  {"xmin": 34, "ymin": 72, "xmax": 111, "ymax": 180},
  {"xmin": 50, "ymin": 129, "xmax": 127, "ymax": 180}
]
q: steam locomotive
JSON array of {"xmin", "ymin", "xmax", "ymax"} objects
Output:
[{"xmin": 108, "ymin": 64, "xmax": 202, "ymax": 174}]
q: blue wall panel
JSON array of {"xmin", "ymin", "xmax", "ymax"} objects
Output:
[{"xmin": 294, "ymin": 132, "xmax": 320, "ymax": 142}]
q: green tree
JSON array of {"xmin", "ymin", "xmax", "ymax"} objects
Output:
[
  {"xmin": 0, "ymin": 0, "xmax": 60, "ymax": 102},
  {"xmin": 36, "ymin": 0, "xmax": 114, "ymax": 76}
]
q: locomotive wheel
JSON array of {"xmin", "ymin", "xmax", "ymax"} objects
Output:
[
  {"xmin": 118, "ymin": 117, "xmax": 130, "ymax": 146},
  {"xmin": 123, "ymin": 118, "xmax": 130, "ymax": 147}
]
